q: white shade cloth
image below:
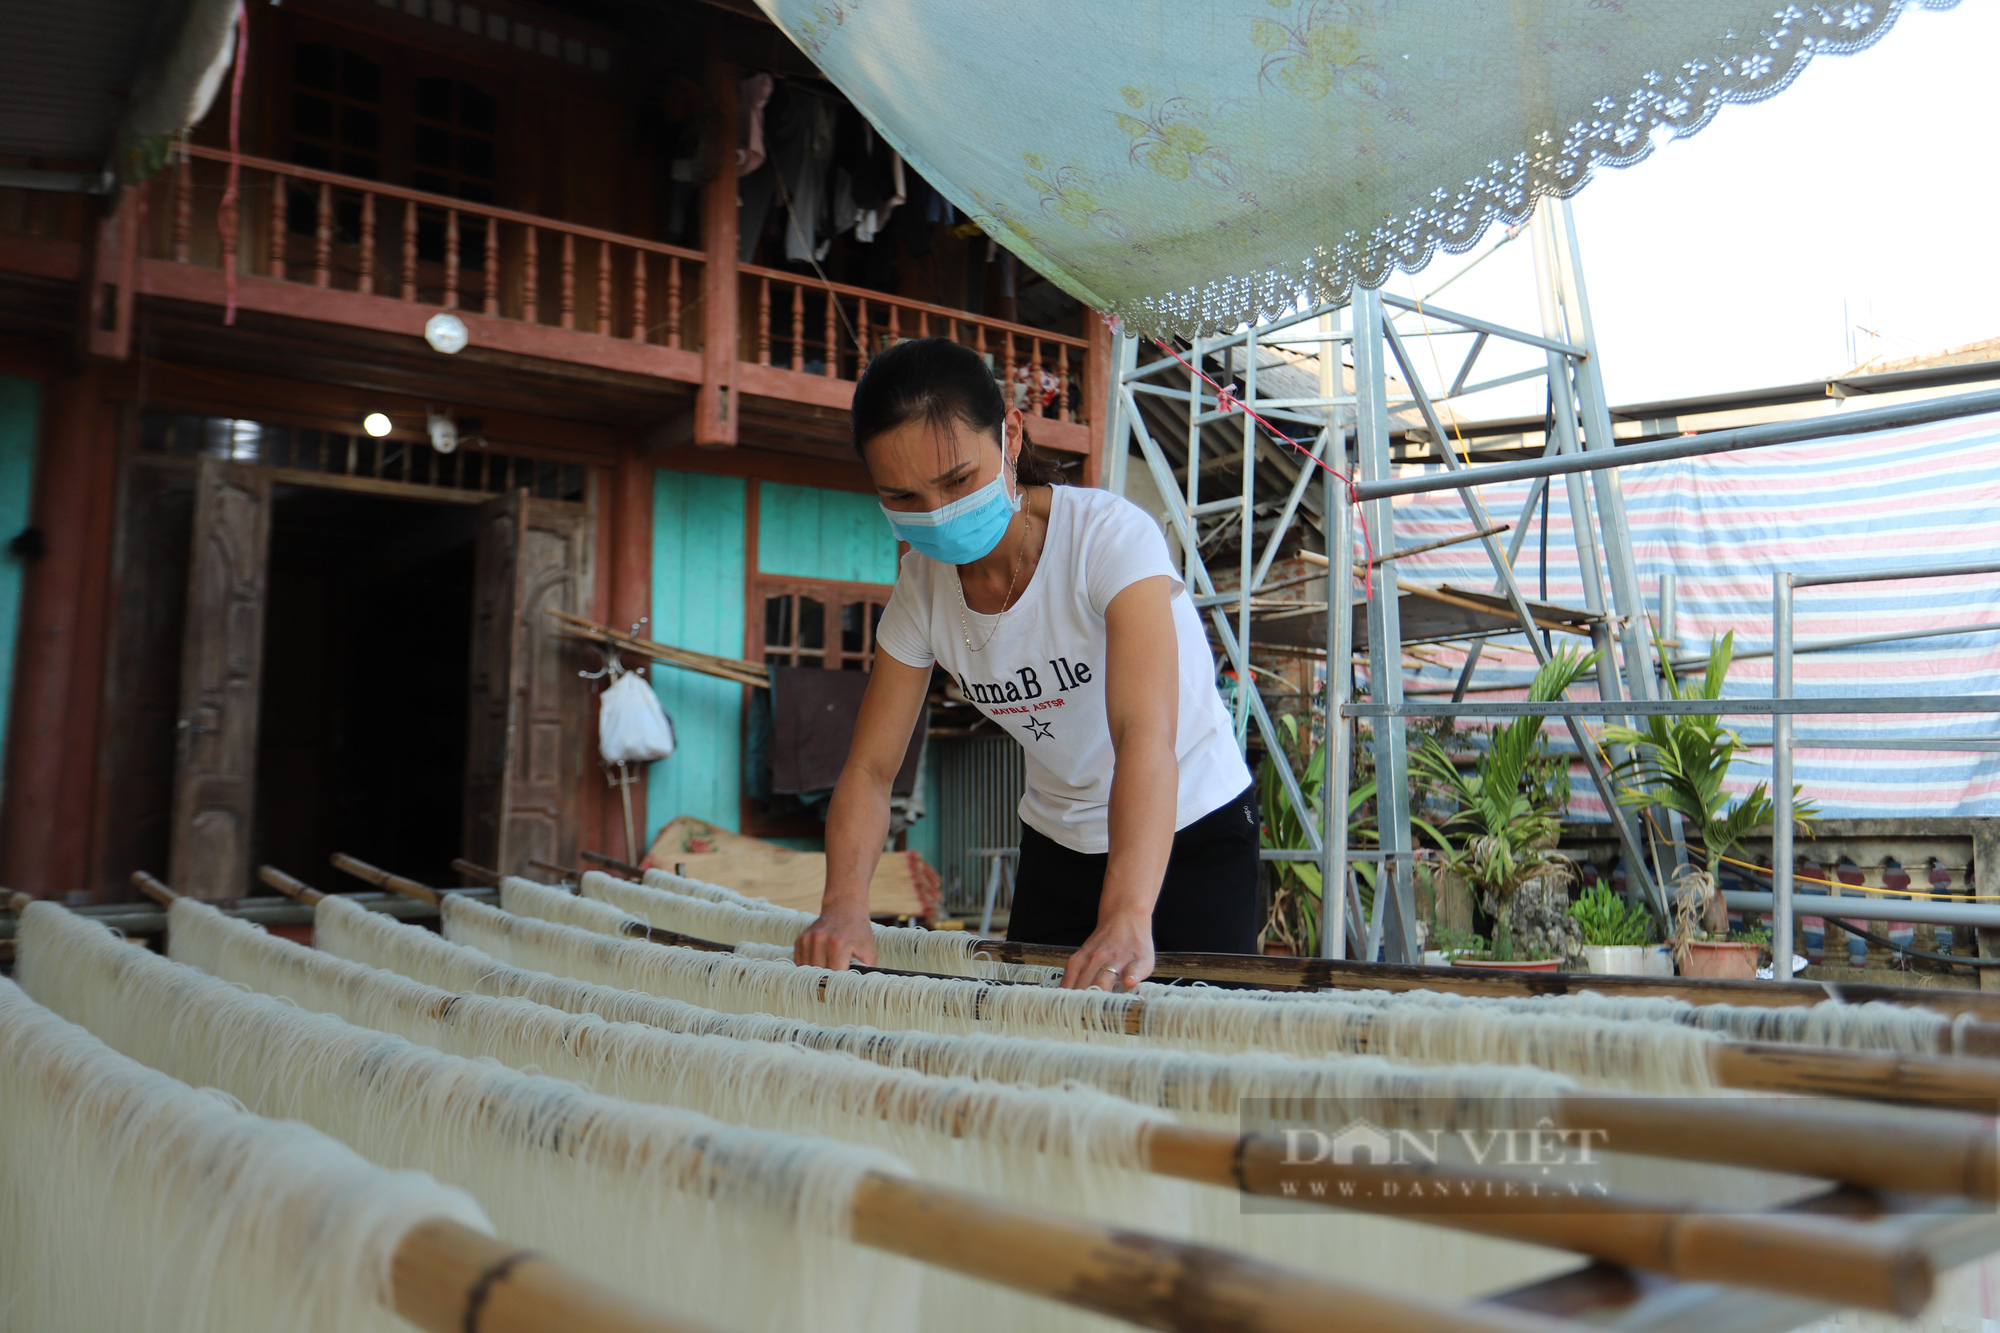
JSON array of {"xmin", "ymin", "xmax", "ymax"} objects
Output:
[{"xmin": 757, "ymin": 0, "xmax": 1957, "ymax": 337}]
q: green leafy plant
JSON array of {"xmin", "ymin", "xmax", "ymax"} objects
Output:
[
  {"xmin": 1567, "ymin": 881, "xmax": 1656, "ymax": 948},
  {"xmin": 1427, "ymin": 926, "xmax": 1488, "ymax": 958},
  {"xmin": 1409, "ymin": 648, "xmax": 1601, "ymax": 961},
  {"xmin": 1601, "ymin": 631, "xmax": 1817, "ymax": 946},
  {"xmin": 1257, "ymin": 713, "xmax": 1375, "ymax": 957}
]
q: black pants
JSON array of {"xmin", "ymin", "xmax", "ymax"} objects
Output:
[{"xmin": 1006, "ymin": 784, "xmax": 1261, "ymax": 954}]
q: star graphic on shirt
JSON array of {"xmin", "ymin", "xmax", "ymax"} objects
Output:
[{"xmin": 1023, "ymin": 716, "xmax": 1054, "ymax": 742}]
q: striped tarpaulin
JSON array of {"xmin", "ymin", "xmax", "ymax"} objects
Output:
[{"xmin": 1360, "ymin": 407, "xmax": 2000, "ymax": 821}]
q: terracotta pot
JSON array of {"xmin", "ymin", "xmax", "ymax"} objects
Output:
[
  {"xmin": 1450, "ymin": 956, "xmax": 1562, "ymax": 973},
  {"xmin": 1681, "ymin": 940, "xmax": 1759, "ymax": 979},
  {"xmin": 1261, "ymin": 940, "xmax": 1297, "ymax": 957}
]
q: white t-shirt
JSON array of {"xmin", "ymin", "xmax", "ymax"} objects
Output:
[{"xmin": 875, "ymin": 485, "xmax": 1251, "ymax": 854}]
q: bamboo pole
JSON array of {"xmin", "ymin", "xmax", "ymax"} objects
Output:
[
  {"xmin": 130, "ymin": 870, "xmax": 177, "ymax": 907},
  {"xmin": 260, "ymin": 865, "xmax": 325, "ymax": 905},
  {"xmin": 848, "ymin": 1174, "xmax": 1574, "ymax": 1333},
  {"xmin": 334, "ymin": 853, "xmax": 441, "ymax": 906},
  {"xmin": 549, "ymin": 610, "xmax": 769, "ymax": 689},
  {"xmin": 244, "ymin": 862, "xmax": 1958, "ymax": 1309},
  {"xmin": 392, "ymin": 1217, "xmax": 713, "ymax": 1333},
  {"xmin": 527, "ymin": 858, "xmax": 579, "ymax": 884}
]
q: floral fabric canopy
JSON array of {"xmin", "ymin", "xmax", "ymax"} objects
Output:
[{"xmin": 756, "ymin": 0, "xmax": 1954, "ymax": 338}]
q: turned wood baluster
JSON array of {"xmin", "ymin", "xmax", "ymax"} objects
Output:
[
  {"xmin": 823, "ymin": 292, "xmax": 837, "ymax": 377},
  {"xmin": 1057, "ymin": 346, "xmax": 1071, "ymax": 423},
  {"xmin": 444, "ymin": 210, "xmax": 460, "ymax": 309},
  {"xmin": 631, "ymin": 252, "xmax": 648, "ymax": 343},
  {"xmin": 401, "ymin": 202, "xmax": 418, "ymax": 301},
  {"xmin": 314, "ymin": 182, "xmax": 333, "ymax": 287},
  {"xmin": 597, "ymin": 240, "xmax": 611, "ymax": 335},
  {"xmin": 172, "ymin": 153, "xmax": 191, "ymax": 263},
  {"xmin": 917, "ymin": 309, "xmax": 929, "ymax": 339},
  {"xmin": 888, "ymin": 305, "xmax": 900, "ymax": 349},
  {"xmin": 790, "ymin": 284, "xmax": 804, "ymax": 373},
  {"xmin": 521, "ymin": 227, "xmax": 538, "ymax": 323},
  {"xmin": 482, "ymin": 218, "xmax": 498, "ymax": 314},
  {"xmin": 1002, "ymin": 331, "xmax": 1016, "ymax": 409},
  {"xmin": 975, "ymin": 323, "xmax": 987, "ymax": 369},
  {"xmin": 757, "ymin": 278, "xmax": 771, "ymax": 365},
  {"xmin": 665, "ymin": 257, "xmax": 681, "ymax": 349},
  {"xmin": 559, "ymin": 232, "xmax": 575, "ymax": 329},
  {"xmin": 856, "ymin": 299, "xmax": 870, "ymax": 374},
  {"xmin": 1031, "ymin": 338, "xmax": 1044, "ymax": 416},
  {"xmin": 268, "ymin": 172, "xmax": 287, "ymax": 279},
  {"xmin": 358, "ymin": 193, "xmax": 376, "ymax": 296}
]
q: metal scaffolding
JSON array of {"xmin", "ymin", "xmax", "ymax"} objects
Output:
[
  {"xmin": 1103, "ymin": 190, "xmax": 2000, "ymax": 969},
  {"xmin": 1102, "ymin": 198, "xmax": 1674, "ymax": 963}
]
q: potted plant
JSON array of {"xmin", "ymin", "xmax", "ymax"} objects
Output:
[
  {"xmin": 1603, "ymin": 632, "xmax": 1817, "ymax": 980},
  {"xmin": 1411, "ymin": 648, "xmax": 1600, "ymax": 971},
  {"xmin": 1567, "ymin": 880, "xmax": 1657, "ymax": 975}
]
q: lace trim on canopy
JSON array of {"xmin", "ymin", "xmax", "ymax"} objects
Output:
[{"xmin": 1117, "ymin": 0, "xmax": 1960, "ymax": 342}]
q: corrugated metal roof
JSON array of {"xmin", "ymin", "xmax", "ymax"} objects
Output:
[{"xmin": 0, "ymin": 0, "xmax": 160, "ymax": 159}]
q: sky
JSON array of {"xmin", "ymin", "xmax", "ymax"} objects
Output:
[{"xmin": 1382, "ymin": 0, "xmax": 2000, "ymax": 415}]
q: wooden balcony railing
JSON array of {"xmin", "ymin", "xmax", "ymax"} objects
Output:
[
  {"xmin": 739, "ymin": 265, "xmax": 1093, "ymax": 433},
  {"xmin": 0, "ymin": 151, "xmax": 1100, "ymax": 452},
  {"xmin": 161, "ymin": 145, "xmax": 705, "ymax": 352}
]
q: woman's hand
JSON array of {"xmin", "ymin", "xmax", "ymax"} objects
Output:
[
  {"xmin": 1061, "ymin": 909, "xmax": 1155, "ymax": 991},
  {"xmin": 794, "ymin": 908, "xmax": 879, "ymax": 971}
]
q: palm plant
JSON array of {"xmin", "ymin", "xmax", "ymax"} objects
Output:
[
  {"xmin": 1408, "ymin": 648, "xmax": 1600, "ymax": 961},
  {"xmin": 1601, "ymin": 630, "xmax": 1817, "ymax": 939},
  {"xmin": 1257, "ymin": 713, "xmax": 1375, "ymax": 956}
]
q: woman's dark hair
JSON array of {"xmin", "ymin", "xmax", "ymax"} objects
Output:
[{"xmin": 850, "ymin": 336, "xmax": 1067, "ymax": 487}]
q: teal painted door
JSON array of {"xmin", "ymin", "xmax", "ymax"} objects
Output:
[
  {"xmin": 757, "ymin": 481, "xmax": 899, "ymax": 585},
  {"xmin": 0, "ymin": 376, "xmax": 37, "ymax": 800},
  {"xmin": 647, "ymin": 471, "xmax": 747, "ymax": 838}
]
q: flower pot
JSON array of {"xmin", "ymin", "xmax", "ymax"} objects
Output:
[
  {"xmin": 1581, "ymin": 944, "xmax": 1651, "ymax": 976},
  {"xmin": 1261, "ymin": 940, "xmax": 1297, "ymax": 957},
  {"xmin": 1639, "ymin": 946, "xmax": 1675, "ymax": 977},
  {"xmin": 1681, "ymin": 940, "xmax": 1759, "ymax": 979},
  {"xmin": 1450, "ymin": 956, "xmax": 1562, "ymax": 972}
]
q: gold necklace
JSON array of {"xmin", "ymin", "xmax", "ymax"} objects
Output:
[{"xmin": 956, "ymin": 512, "xmax": 1033, "ymax": 653}]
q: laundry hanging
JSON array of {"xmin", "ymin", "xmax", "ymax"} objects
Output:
[{"xmin": 753, "ymin": 0, "xmax": 1963, "ymax": 338}]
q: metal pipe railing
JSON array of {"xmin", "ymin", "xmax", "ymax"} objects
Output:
[
  {"xmin": 1768, "ymin": 556, "xmax": 2000, "ymax": 978},
  {"xmin": 1350, "ymin": 385, "xmax": 2000, "ymax": 501}
]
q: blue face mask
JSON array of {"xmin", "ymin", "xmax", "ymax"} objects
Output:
[{"xmin": 880, "ymin": 439, "xmax": 1021, "ymax": 565}]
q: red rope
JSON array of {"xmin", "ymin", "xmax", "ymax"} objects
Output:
[
  {"xmin": 1145, "ymin": 336, "xmax": 1376, "ymax": 598},
  {"xmin": 218, "ymin": 5, "xmax": 248, "ymax": 326}
]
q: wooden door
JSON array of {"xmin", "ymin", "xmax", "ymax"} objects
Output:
[
  {"xmin": 462, "ymin": 489, "xmax": 591, "ymax": 878},
  {"xmin": 167, "ymin": 459, "xmax": 272, "ymax": 897}
]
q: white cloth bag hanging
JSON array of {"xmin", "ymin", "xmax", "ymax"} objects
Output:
[{"xmin": 598, "ymin": 669, "xmax": 676, "ymax": 765}]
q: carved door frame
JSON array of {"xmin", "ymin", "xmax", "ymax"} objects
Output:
[{"xmin": 167, "ymin": 458, "xmax": 272, "ymax": 897}]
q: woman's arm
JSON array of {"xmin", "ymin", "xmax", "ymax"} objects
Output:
[
  {"xmin": 793, "ymin": 651, "xmax": 933, "ymax": 970},
  {"xmin": 1062, "ymin": 575, "xmax": 1180, "ymax": 990}
]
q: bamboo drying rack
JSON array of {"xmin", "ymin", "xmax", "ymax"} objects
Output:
[
  {"xmin": 90, "ymin": 876, "xmax": 1585, "ymax": 1333},
  {"xmin": 321, "ymin": 863, "xmax": 2000, "ymax": 1209},
  {"xmin": 211, "ymin": 867, "xmax": 1946, "ymax": 1313},
  {"xmin": 575, "ymin": 847, "xmax": 2000, "ymax": 1021},
  {"xmin": 517, "ymin": 856, "xmax": 2000, "ymax": 1116}
]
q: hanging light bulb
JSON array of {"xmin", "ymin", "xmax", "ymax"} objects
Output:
[
  {"xmin": 426, "ymin": 405, "xmax": 459, "ymax": 454},
  {"xmin": 362, "ymin": 412, "xmax": 392, "ymax": 437}
]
